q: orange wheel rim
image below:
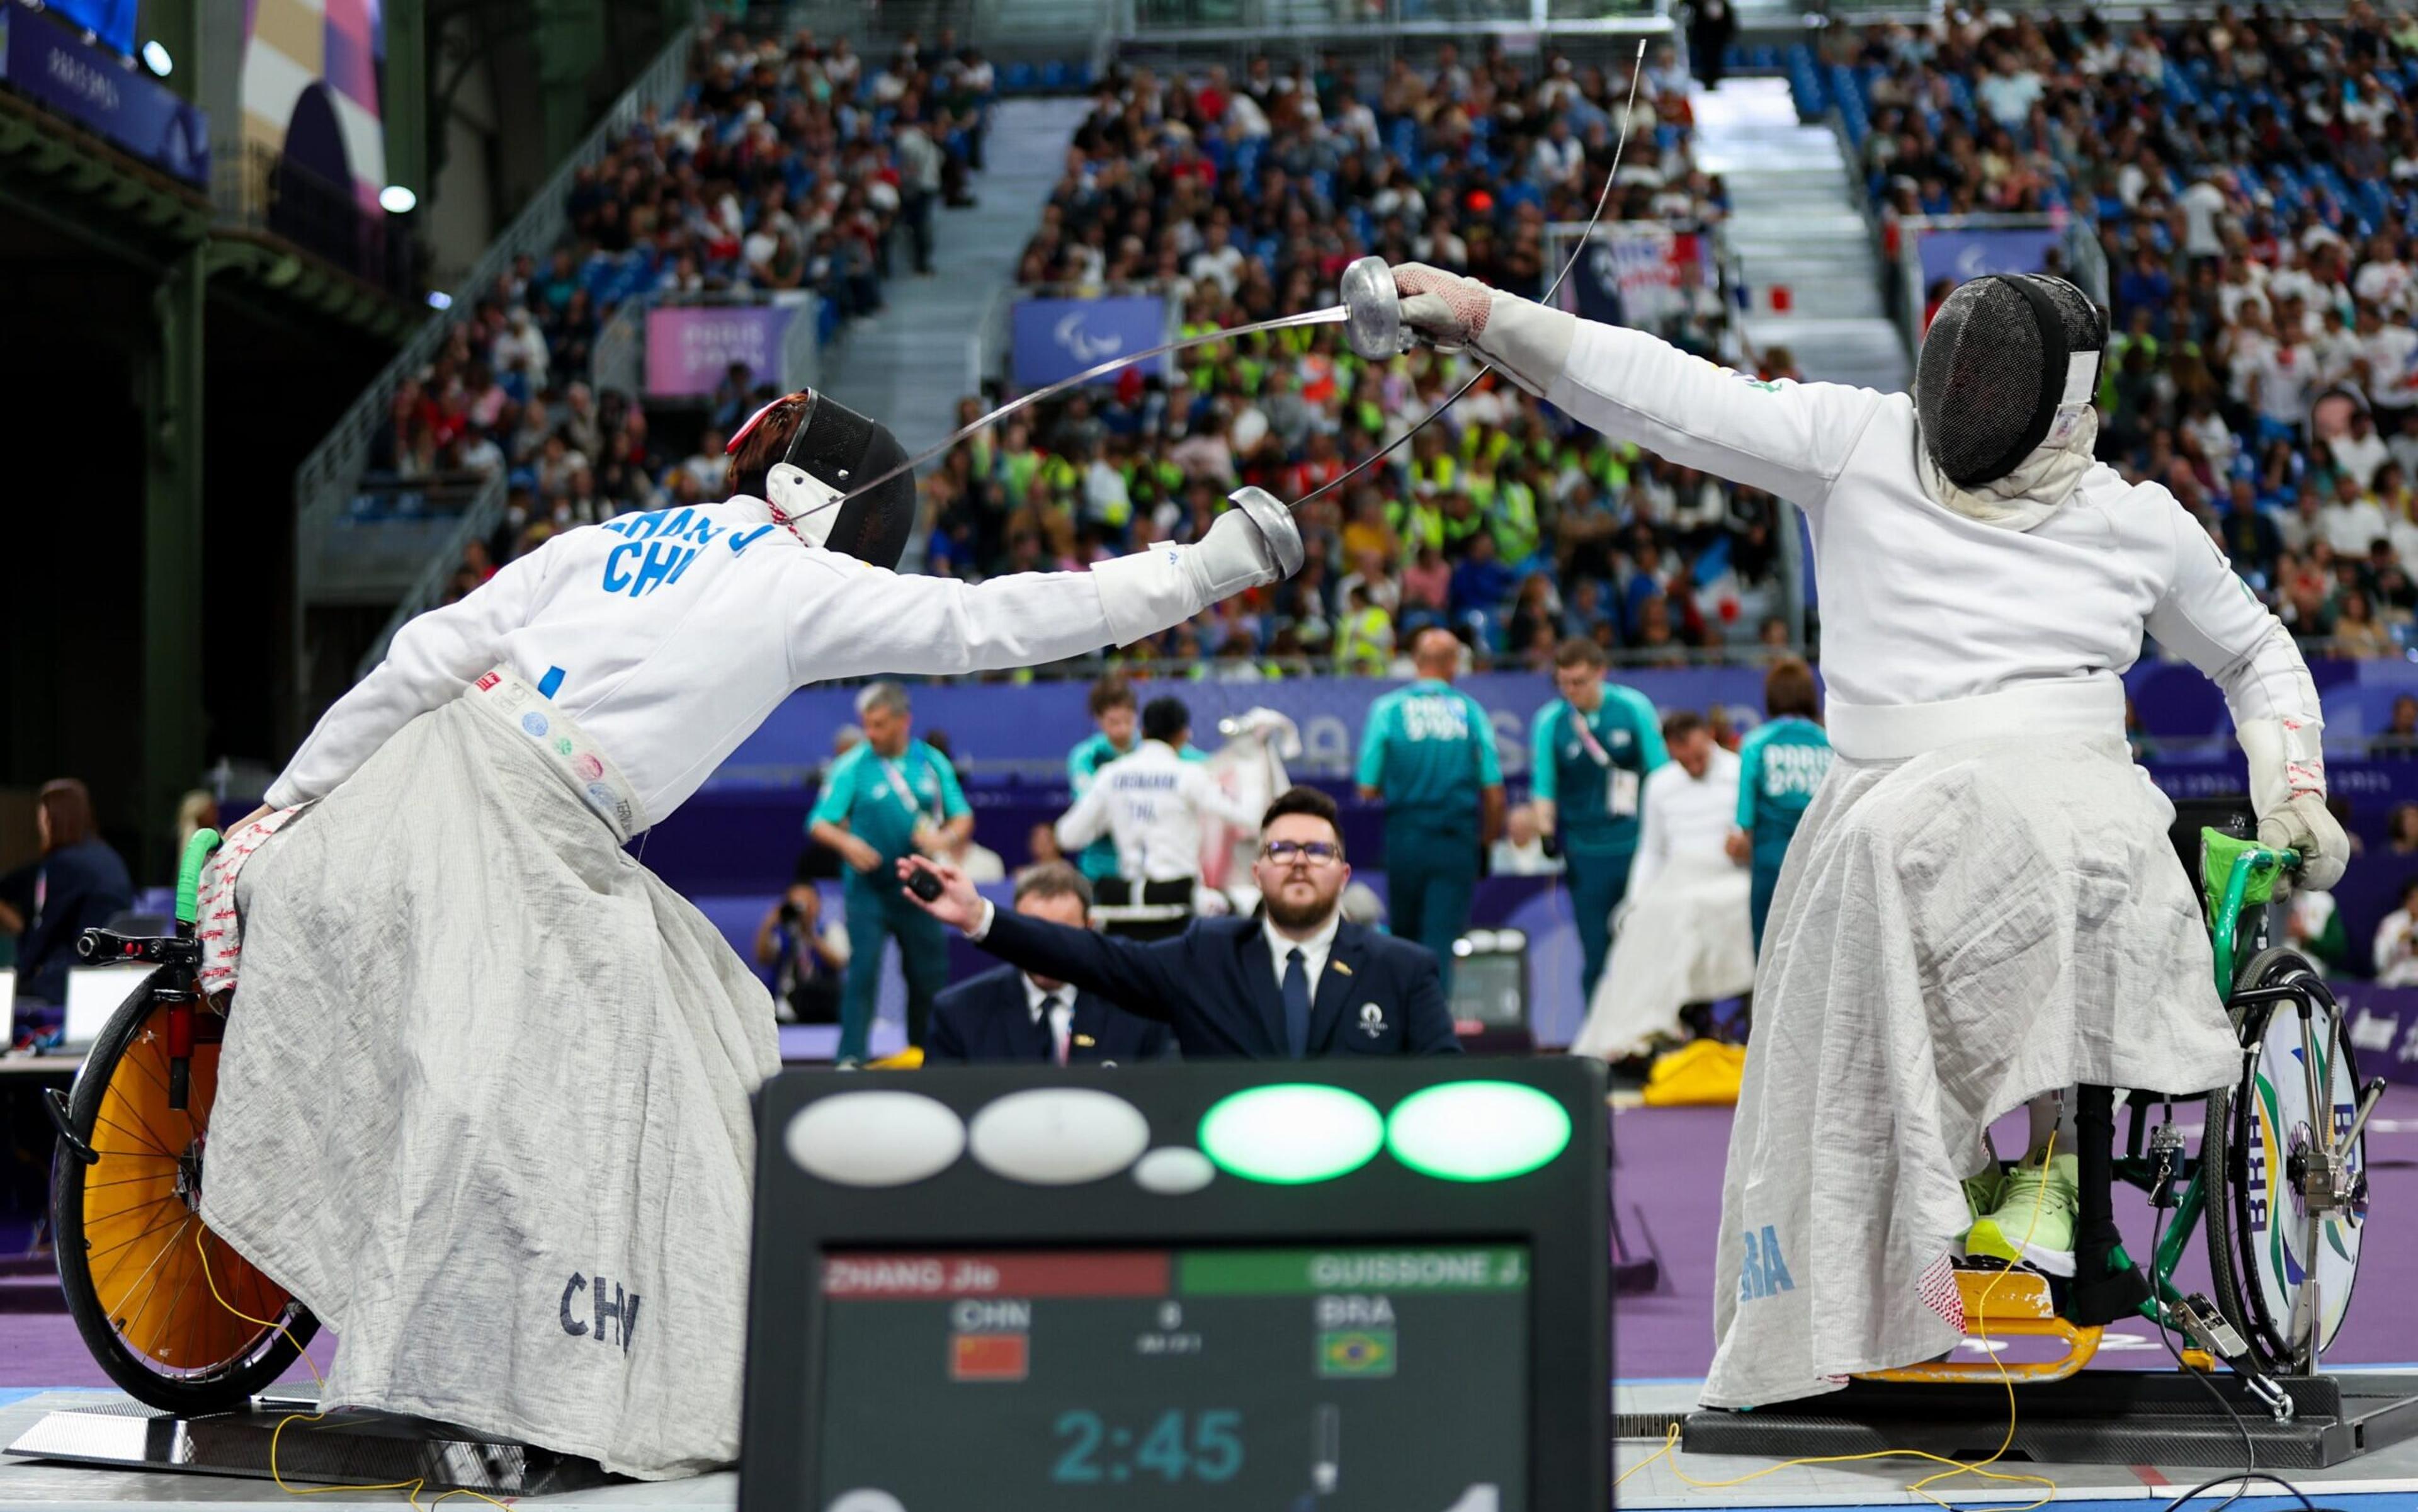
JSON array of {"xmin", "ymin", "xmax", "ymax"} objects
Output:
[{"xmin": 80, "ymin": 1014, "xmax": 293, "ymax": 1374}]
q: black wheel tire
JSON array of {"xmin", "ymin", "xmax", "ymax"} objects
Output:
[
  {"xmin": 51, "ymin": 973, "xmax": 318, "ymax": 1413},
  {"xmin": 2205, "ymin": 946, "xmax": 2358, "ymax": 1375}
]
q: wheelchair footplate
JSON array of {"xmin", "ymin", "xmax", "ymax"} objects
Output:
[{"xmin": 1859, "ymin": 1265, "xmax": 2103, "ymax": 1385}]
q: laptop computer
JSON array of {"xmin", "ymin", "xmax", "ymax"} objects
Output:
[{"xmin": 62, "ymin": 965, "xmax": 152, "ymax": 1050}]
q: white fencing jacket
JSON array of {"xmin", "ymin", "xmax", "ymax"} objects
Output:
[
  {"xmin": 1055, "ymin": 739, "xmax": 1258, "ymax": 882},
  {"xmin": 270, "ymin": 496, "xmax": 1217, "ymax": 826},
  {"xmin": 1628, "ymin": 746, "xmax": 1742, "ymax": 900},
  {"xmin": 1545, "ymin": 324, "xmax": 2325, "ymax": 759}
]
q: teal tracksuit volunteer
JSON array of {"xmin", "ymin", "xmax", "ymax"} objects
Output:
[
  {"xmin": 1531, "ymin": 683, "xmax": 1666, "ymax": 1002},
  {"xmin": 1735, "ymin": 715, "xmax": 1832, "ymax": 953},
  {"xmin": 1358, "ymin": 679, "xmax": 1502, "ymax": 989},
  {"xmin": 810, "ymin": 738, "xmax": 969, "ymax": 1059},
  {"xmin": 1067, "ymin": 730, "xmax": 1205, "ymax": 881}
]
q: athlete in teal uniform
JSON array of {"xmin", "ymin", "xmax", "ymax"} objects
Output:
[
  {"xmin": 1531, "ymin": 638, "xmax": 1667, "ymax": 1004},
  {"xmin": 807, "ymin": 683, "xmax": 972, "ymax": 1065},
  {"xmin": 1068, "ymin": 675, "xmax": 1201, "ymax": 882},
  {"xmin": 1357, "ymin": 628, "xmax": 1505, "ymax": 990},
  {"xmin": 1730, "ymin": 658, "xmax": 1832, "ymax": 955}
]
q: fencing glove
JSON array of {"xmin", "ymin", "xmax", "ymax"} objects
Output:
[
  {"xmin": 2239, "ymin": 715, "xmax": 2350, "ymax": 890},
  {"xmin": 1089, "ymin": 487, "xmax": 1301, "ymax": 647},
  {"xmin": 1392, "ymin": 263, "xmax": 1577, "ymax": 399}
]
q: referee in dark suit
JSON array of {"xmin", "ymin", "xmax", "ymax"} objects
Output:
[
  {"xmin": 924, "ymin": 863, "xmax": 1175, "ymax": 1065},
  {"xmin": 900, "ymin": 787, "xmax": 1460, "ymax": 1059}
]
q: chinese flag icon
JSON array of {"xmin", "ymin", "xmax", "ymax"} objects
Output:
[{"xmin": 951, "ymin": 1334, "xmax": 1030, "ymax": 1382}]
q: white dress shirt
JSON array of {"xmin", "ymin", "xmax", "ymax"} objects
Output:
[
  {"xmin": 1055, "ymin": 739, "xmax": 1258, "ymax": 882},
  {"xmin": 1023, "ymin": 974, "xmax": 1076, "ymax": 1061},
  {"xmin": 1264, "ymin": 911, "xmax": 1341, "ymax": 1000}
]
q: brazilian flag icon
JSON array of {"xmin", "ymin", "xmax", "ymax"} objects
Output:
[{"xmin": 1317, "ymin": 1329, "xmax": 1397, "ymax": 1378}]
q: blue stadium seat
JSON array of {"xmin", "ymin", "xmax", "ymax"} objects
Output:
[
  {"xmin": 1040, "ymin": 60, "xmax": 1068, "ymax": 91},
  {"xmin": 1001, "ymin": 61, "xmax": 1035, "ymax": 93}
]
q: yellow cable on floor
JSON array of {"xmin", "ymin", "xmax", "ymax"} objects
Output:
[
  {"xmin": 195, "ymin": 1228, "xmax": 513, "ymax": 1511},
  {"xmin": 1615, "ymin": 1132, "xmax": 2064, "ymax": 1512}
]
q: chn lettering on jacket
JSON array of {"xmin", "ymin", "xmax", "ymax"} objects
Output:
[
  {"xmin": 595, "ymin": 507, "xmax": 776, "ymax": 598},
  {"xmin": 560, "ymin": 1271, "xmax": 644, "ymax": 1353}
]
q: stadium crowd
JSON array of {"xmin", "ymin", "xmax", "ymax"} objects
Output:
[
  {"xmin": 378, "ymin": 16, "xmax": 996, "ymax": 596},
  {"xmin": 1822, "ymin": 4, "xmax": 2418, "ymax": 657},
  {"xmin": 909, "ymin": 44, "xmax": 1799, "ymax": 677}
]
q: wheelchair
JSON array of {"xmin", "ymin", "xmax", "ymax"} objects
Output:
[
  {"xmin": 1865, "ymin": 806, "xmax": 2379, "ymax": 1414},
  {"xmin": 43, "ymin": 828, "xmax": 319, "ymax": 1413}
]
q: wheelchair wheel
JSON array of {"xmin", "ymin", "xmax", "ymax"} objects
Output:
[
  {"xmin": 52, "ymin": 972, "xmax": 317, "ymax": 1413},
  {"xmin": 2205, "ymin": 947, "xmax": 2366, "ymax": 1375}
]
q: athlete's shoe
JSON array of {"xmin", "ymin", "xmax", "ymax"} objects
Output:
[
  {"xmin": 1963, "ymin": 1153, "xmax": 2080, "ymax": 1277},
  {"xmin": 1961, "ymin": 1166, "xmax": 2005, "ymax": 1224}
]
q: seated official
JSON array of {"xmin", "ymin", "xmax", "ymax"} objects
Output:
[
  {"xmin": 925, "ymin": 863, "xmax": 1176, "ymax": 1065},
  {"xmin": 900, "ymin": 786, "xmax": 1460, "ymax": 1059}
]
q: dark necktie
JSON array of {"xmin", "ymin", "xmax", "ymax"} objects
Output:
[
  {"xmin": 1283, "ymin": 948, "xmax": 1311, "ymax": 1058},
  {"xmin": 1045, "ymin": 994, "xmax": 1069, "ymax": 1066}
]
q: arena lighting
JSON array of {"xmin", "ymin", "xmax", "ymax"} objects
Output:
[
  {"xmin": 140, "ymin": 40, "xmax": 172, "ymax": 76},
  {"xmin": 425, "ymin": 290, "xmax": 453, "ymax": 310},
  {"xmin": 379, "ymin": 185, "xmax": 418, "ymax": 214},
  {"xmin": 1387, "ymin": 1081, "xmax": 1572, "ymax": 1183},
  {"xmin": 1198, "ymin": 1084, "xmax": 1382, "ymax": 1185}
]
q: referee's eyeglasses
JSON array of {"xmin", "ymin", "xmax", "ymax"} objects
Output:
[{"xmin": 1260, "ymin": 839, "xmax": 1344, "ymax": 866}]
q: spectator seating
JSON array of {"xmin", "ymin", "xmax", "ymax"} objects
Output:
[
  {"xmin": 907, "ymin": 47, "xmax": 1785, "ymax": 676},
  {"xmin": 368, "ymin": 16, "xmax": 998, "ymax": 588},
  {"xmin": 1800, "ymin": 8, "xmax": 2418, "ymax": 662}
]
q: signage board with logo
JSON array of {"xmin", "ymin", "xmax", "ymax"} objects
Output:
[
  {"xmin": 1, "ymin": 11, "xmax": 208, "ymax": 186},
  {"xmin": 645, "ymin": 305, "xmax": 797, "ymax": 399},
  {"xmin": 1011, "ymin": 296, "xmax": 1168, "ymax": 389}
]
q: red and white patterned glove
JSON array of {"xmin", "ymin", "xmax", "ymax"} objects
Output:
[
  {"xmin": 2240, "ymin": 715, "xmax": 2349, "ymax": 890},
  {"xmin": 1392, "ymin": 263, "xmax": 1495, "ymax": 350}
]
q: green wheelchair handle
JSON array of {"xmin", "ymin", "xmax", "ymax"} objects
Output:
[
  {"xmin": 176, "ymin": 827, "xmax": 222, "ymax": 928},
  {"xmin": 2210, "ymin": 838, "xmax": 2299, "ymax": 1001}
]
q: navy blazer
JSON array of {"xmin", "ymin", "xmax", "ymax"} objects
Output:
[
  {"xmin": 974, "ymin": 909, "xmax": 1462, "ymax": 1059},
  {"xmin": 925, "ymin": 965, "xmax": 1176, "ymax": 1066}
]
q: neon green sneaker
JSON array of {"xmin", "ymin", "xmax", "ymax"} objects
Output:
[
  {"xmin": 1963, "ymin": 1153, "xmax": 2079, "ymax": 1277},
  {"xmin": 1961, "ymin": 1166, "xmax": 2005, "ymax": 1224}
]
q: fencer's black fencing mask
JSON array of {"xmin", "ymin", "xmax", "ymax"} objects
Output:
[
  {"xmin": 730, "ymin": 389, "xmax": 917, "ymax": 571},
  {"xmin": 1914, "ymin": 274, "xmax": 2108, "ymax": 488}
]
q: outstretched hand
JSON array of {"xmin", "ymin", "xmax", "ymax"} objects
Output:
[{"xmin": 897, "ymin": 855, "xmax": 983, "ymax": 930}]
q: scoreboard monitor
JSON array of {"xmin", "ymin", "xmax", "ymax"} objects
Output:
[{"xmin": 739, "ymin": 1060, "xmax": 1608, "ymax": 1512}]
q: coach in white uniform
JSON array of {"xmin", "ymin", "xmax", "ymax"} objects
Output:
[
  {"xmin": 1574, "ymin": 710, "xmax": 1754, "ymax": 1064},
  {"xmin": 1056, "ymin": 695, "xmax": 1257, "ymax": 940},
  {"xmin": 191, "ymin": 389, "xmax": 1300, "ymax": 1477},
  {"xmin": 1383, "ymin": 264, "xmax": 2348, "ymax": 1407}
]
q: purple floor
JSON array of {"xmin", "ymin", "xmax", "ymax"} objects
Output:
[{"xmin": 6, "ymin": 1088, "xmax": 2414, "ymax": 1390}]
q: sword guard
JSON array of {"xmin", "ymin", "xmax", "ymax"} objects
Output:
[
  {"xmin": 1341, "ymin": 255, "xmax": 1415, "ymax": 360},
  {"xmin": 1227, "ymin": 486, "xmax": 1305, "ymax": 577}
]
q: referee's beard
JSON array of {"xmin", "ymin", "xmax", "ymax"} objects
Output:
[{"xmin": 1264, "ymin": 869, "xmax": 1344, "ymax": 931}]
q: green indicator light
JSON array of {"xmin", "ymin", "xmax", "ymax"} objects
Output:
[
  {"xmin": 1198, "ymin": 1084, "xmax": 1385, "ymax": 1185},
  {"xmin": 1385, "ymin": 1081, "xmax": 1571, "ymax": 1183}
]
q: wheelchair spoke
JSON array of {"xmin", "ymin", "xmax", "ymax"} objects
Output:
[
  {"xmin": 86, "ymin": 1205, "xmax": 198, "ymax": 1268},
  {"xmin": 89, "ymin": 1198, "xmax": 191, "ymax": 1293},
  {"xmin": 113, "ymin": 1215, "xmax": 193, "ymax": 1342},
  {"xmin": 92, "ymin": 1113, "xmax": 179, "ymax": 1162}
]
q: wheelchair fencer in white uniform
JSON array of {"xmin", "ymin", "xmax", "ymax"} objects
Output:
[{"xmin": 1382, "ymin": 264, "xmax": 2350, "ymax": 1406}]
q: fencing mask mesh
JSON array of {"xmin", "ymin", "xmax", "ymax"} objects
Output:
[{"xmin": 1914, "ymin": 274, "xmax": 2107, "ymax": 489}]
